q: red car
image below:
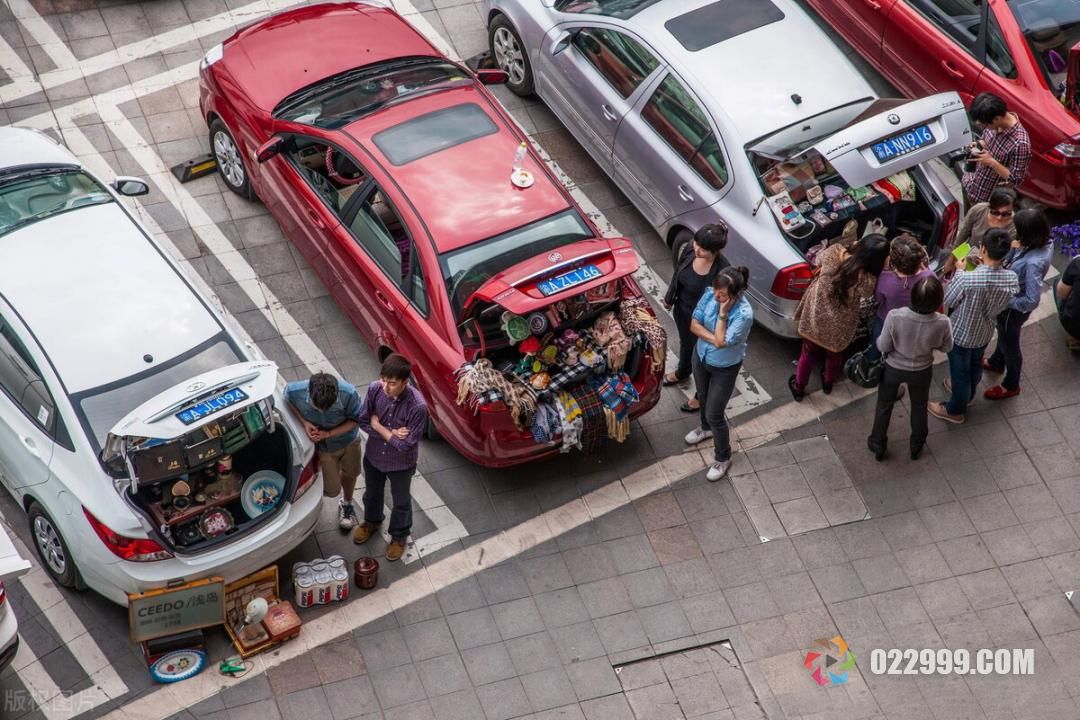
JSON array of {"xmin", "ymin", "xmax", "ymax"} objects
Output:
[
  {"xmin": 198, "ymin": 2, "xmax": 663, "ymax": 467},
  {"xmin": 807, "ymin": 0, "xmax": 1080, "ymax": 209}
]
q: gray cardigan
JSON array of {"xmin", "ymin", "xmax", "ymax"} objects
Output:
[{"xmin": 877, "ymin": 307, "xmax": 953, "ymax": 371}]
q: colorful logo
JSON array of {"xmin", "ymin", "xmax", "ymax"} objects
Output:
[{"xmin": 804, "ymin": 636, "xmax": 857, "ymax": 687}]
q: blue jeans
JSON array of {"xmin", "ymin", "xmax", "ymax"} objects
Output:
[
  {"xmin": 864, "ymin": 315, "xmax": 885, "ymax": 361},
  {"xmin": 945, "ymin": 343, "xmax": 987, "ymax": 417}
]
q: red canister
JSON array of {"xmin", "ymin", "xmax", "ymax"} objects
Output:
[{"xmin": 354, "ymin": 557, "xmax": 379, "ymax": 590}]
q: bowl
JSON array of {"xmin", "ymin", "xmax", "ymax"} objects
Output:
[{"xmin": 240, "ymin": 470, "xmax": 286, "ymax": 518}]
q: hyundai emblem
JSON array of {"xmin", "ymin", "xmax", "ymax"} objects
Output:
[
  {"xmin": 185, "ymin": 381, "xmax": 207, "ymax": 393},
  {"xmin": 887, "ymin": 113, "xmax": 901, "ymax": 125}
]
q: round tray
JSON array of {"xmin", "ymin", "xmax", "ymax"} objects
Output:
[
  {"xmin": 150, "ymin": 649, "xmax": 206, "ymax": 684},
  {"xmin": 511, "ymin": 169, "xmax": 534, "ymax": 188},
  {"xmin": 241, "ymin": 470, "xmax": 286, "ymax": 518}
]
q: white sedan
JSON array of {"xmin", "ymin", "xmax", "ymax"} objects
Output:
[
  {"xmin": 0, "ymin": 128, "xmax": 322, "ymax": 605},
  {"xmin": 0, "ymin": 520, "xmax": 30, "ymax": 673}
]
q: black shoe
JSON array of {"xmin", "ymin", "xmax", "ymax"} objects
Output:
[
  {"xmin": 788, "ymin": 375, "xmax": 805, "ymax": 402},
  {"xmin": 910, "ymin": 445, "xmax": 923, "ymax": 461},
  {"xmin": 679, "ymin": 401, "xmax": 699, "ymax": 413},
  {"xmin": 822, "ymin": 381, "xmax": 833, "ymax": 395},
  {"xmin": 867, "ymin": 437, "xmax": 886, "ymax": 462}
]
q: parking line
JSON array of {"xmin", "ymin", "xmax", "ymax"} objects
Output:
[{"xmin": 5, "ymin": 0, "xmax": 78, "ymax": 71}]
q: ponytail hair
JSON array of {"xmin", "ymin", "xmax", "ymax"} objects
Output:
[{"xmin": 713, "ymin": 265, "xmax": 749, "ymax": 301}]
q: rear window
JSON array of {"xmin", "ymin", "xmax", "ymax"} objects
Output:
[
  {"xmin": 554, "ymin": 0, "xmax": 664, "ymax": 19},
  {"xmin": 440, "ymin": 210, "xmax": 594, "ymax": 316},
  {"xmin": 1008, "ymin": 0, "xmax": 1080, "ymax": 92},
  {"xmin": 75, "ymin": 337, "xmax": 241, "ymax": 451},
  {"xmin": 373, "ymin": 104, "xmax": 499, "ymax": 166},
  {"xmin": 665, "ymin": 0, "xmax": 784, "ymax": 52}
]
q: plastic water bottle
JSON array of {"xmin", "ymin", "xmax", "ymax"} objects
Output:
[{"xmin": 513, "ymin": 141, "xmax": 527, "ymax": 171}]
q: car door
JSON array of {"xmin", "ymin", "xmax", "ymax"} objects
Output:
[
  {"xmin": 611, "ymin": 71, "xmax": 730, "ymax": 229},
  {"xmin": 534, "ymin": 24, "xmax": 662, "ymax": 171},
  {"xmin": 883, "ymin": 0, "xmax": 984, "ymax": 101},
  {"xmin": 810, "ymin": 0, "xmax": 898, "ymax": 63},
  {"xmin": 0, "ymin": 311, "xmax": 56, "ymax": 490}
]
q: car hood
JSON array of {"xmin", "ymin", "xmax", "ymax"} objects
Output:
[{"xmin": 219, "ymin": 2, "xmax": 440, "ymax": 112}]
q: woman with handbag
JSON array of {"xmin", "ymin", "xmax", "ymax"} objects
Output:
[
  {"xmin": 789, "ymin": 234, "xmax": 889, "ymax": 400},
  {"xmin": 662, "ymin": 224, "xmax": 730, "ymax": 413},
  {"xmin": 867, "ymin": 276, "xmax": 952, "ymax": 461}
]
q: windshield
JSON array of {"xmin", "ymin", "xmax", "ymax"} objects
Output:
[
  {"xmin": 1008, "ymin": 0, "xmax": 1080, "ymax": 97},
  {"xmin": 0, "ymin": 169, "xmax": 113, "ymax": 236},
  {"xmin": 555, "ymin": 0, "xmax": 664, "ymax": 18},
  {"xmin": 440, "ymin": 210, "xmax": 594, "ymax": 316},
  {"xmin": 275, "ymin": 58, "xmax": 471, "ymax": 129},
  {"xmin": 75, "ymin": 337, "xmax": 241, "ymax": 452}
]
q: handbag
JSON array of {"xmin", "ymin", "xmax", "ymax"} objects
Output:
[{"xmin": 844, "ymin": 346, "xmax": 885, "ymax": 388}]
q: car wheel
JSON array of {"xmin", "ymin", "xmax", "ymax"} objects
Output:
[
  {"xmin": 489, "ymin": 16, "xmax": 534, "ymax": 97},
  {"xmin": 28, "ymin": 502, "xmax": 83, "ymax": 590},
  {"xmin": 671, "ymin": 228, "xmax": 693, "ymax": 264},
  {"xmin": 210, "ymin": 119, "xmax": 254, "ymax": 200}
]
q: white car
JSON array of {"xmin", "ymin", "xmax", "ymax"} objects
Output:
[
  {"xmin": 0, "ymin": 128, "xmax": 322, "ymax": 606},
  {"xmin": 0, "ymin": 522, "xmax": 30, "ymax": 673}
]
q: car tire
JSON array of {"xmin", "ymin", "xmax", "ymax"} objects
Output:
[
  {"xmin": 489, "ymin": 15, "xmax": 534, "ymax": 97},
  {"xmin": 671, "ymin": 228, "xmax": 693, "ymax": 264},
  {"xmin": 209, "ymin": 119, "xmax": 254, "ymax": 200},
  {"xmin": 28, "ymin": 502, "xmax": 84, "ymax": 590}
]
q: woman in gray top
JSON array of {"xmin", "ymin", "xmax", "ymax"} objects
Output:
[{"xmin": 867, "ymin": 276, "xmax": 953, "ymax": 462}]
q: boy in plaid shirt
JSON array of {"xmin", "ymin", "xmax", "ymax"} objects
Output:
[{"xmin": 961, "ymin": 93, "xmax": 1032, "ymax": 205}]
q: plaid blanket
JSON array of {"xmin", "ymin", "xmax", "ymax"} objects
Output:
[
  {"xmin": 569, "ymin": 384, "xmax": 606, "ymax": 454},
  {"xmin": 589, "ymin": 373, "xmax": 640, "ymax": 422}
]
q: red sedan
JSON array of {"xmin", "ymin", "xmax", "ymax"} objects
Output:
[
  {"xmin": 807, "ymin": 0, "xmax": 1080, "ymax": 209},
  {"xmin": 198, "ymin": 2, "xmax": 663, "ymax": 467}
]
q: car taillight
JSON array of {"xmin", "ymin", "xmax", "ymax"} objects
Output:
[
  {"xmin": 292, "ymin": 453, "xmax": 319, "ymax": 502},
  {"xmin": 771, "ymin": 262, "xmax": 814, "ymax": 300},
  {"xmin": 82, "ymin": 507, "xmax": 173, "ymax": 562},
  {"xmin": 1052, "ymin": 137, "xmax": 1080, "ymax": 165},
  {"xmin": 941, "ymin": 200, "xmax": 960, "ymax": 248}
]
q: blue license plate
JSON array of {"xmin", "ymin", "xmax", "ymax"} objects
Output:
[
  {"xmin": 537, "ymin": 264, "xmax": 603, "ymax": 296},
  {"xmin": 176, "ymin": 388, "xmax": 249, "ymax": 425},
  {"xmin": 871, "ymin": 124, "xmax": 936, "ymax": 163}
]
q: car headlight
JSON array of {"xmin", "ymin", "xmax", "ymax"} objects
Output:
[{"xmin": 200, "ymin": 43, "xmax": 223, "ymax": 70}]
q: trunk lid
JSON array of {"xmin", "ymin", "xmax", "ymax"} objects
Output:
[
  {"xmin": 103, "ymin": 361, "xmax": 278, "ymax": 492},
  {"xmin": 812, "ymin": 92, "xmax": 972, "ymax": 188},
  {"xmin": 464, "ymin": 237, "xmax": 639, "ymax": 316}
]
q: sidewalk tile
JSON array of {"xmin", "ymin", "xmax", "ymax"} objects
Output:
[
  {"xmin": 323, "ymin": 677, "xmax": 378, "ymax": 720},
  {"xmin": 370, "ymin": 665, "xmax": 426, "ymax": 709},
  {"xmin": 417, "ymin": 654, "xmax": 470, "ymax": 697},
  {"xmin": 461, "ymin": 642, "xmax": 515, "ymax": 686},
  {"xmin": 774, "ymin": 497, "xmax": 829, "ymax": 536},
  {"xmin": 278, "ymin": 688, "xmax": 330, "ymax": 720},
  {"xmin": 403, "ymin": 619, "xmax": 456, "ymax": 663},
  {"xmin": 476, "ymin": 678, "xmax": 531, "ymax": 720},
  {"xmin": 521, "ymin": 667, "xmax": 577, "ymax": 712}
]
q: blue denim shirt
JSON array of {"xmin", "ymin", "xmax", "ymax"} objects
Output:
[
  {"xmin": 284, "ymin": 379, "xmax": 363, "ymax": 452},
  {"xmin": 693, "ymin": 291, "xmax": 753, "ymax": 368},
  {"xmin": 1003, "ymin": 244, "xmax": 1053, "ymax": 314}
]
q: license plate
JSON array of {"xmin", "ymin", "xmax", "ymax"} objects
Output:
[
  {"xmin": 176, "ymin": 388, "xmax": 249, "ymax": 426},
  {"xmin": 537, "ymin": 264, "xmax": 603, "ymax": 296},
  {"xmin": 871, "ymin": 124, "xmax": 936, "ymax": 163}
]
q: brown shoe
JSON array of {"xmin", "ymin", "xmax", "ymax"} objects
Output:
[
  {"xmin": 928, "ymin": 401, "xmax": 965, "ymax": 425},
  {"xmin": 1067, "ymin": 336, "xmax": 1080, "ymax": 352},
  {"xmin": 352, "ymin": 522, "xmax": 379, "ymax": 545},
  {"xmin": 386, "ymin": 538, "xmax": 407, "ymax": 562}
]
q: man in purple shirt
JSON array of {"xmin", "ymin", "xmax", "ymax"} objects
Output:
[{"xmin": 352, "ymin": 354, "xmax": 428, "ymax": 561}]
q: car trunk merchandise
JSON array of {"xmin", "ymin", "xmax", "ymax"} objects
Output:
[
  {"xmin": 454, "ymin": 282, "xmax": 665, "ymax": 451},
  {"xmin": 224, "ymin": 566, "xmax": 301, "ymax": 658},
  {"xmin": 122, "ymin": 402, "xmax": 293, "ymax": 553}
]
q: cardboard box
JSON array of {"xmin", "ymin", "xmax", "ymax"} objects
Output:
[{"xmin": 223, "ymin": 566, "xmax": 301, "ymax": 658}]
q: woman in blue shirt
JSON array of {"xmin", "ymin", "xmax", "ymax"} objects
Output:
[
  {"xmin": 684, "ymin": 266, "xmax": 753, "ymax": 481},
  {"xmin": 983, "ymin": 207, "xmax": 1054, "ymax": 399}
]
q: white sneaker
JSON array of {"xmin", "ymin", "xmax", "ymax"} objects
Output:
[
  {"xmin": 338, "ymin": 501, "xmax": 357, "ymax": 531},
  {"xmin": 706, "ymin": 460, "xmax": 732, "ymax": 482},
  {"xmin": 684, "ymin": 427, "xmax": 713, "ymax": 445}
]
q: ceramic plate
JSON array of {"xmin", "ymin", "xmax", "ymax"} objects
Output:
[
  {"xmin": 241, "ymin": 470, "xmax": 286, "ymax": 517},
  {"xmin": 150, "ymin": 649, "xmax": 206, "ymax": 684}
]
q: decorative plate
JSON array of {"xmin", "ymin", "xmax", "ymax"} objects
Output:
[
  {"xmin": 500, "ymin": 312, "xmax": 530, "ymax": 344},
  {"xmin": 526, "ymin": 312, "xmax": 549, "ymax": 335},
  {"xmin": 510, "ymin": 168, "xmax": 534, "ymax": 188},
  {"xmin": 198, "ymin": 508, "xmax": 234, "ymax": 538},
  {"xmin": 178, "ymin": 523, "xmax": 202, "ymax": 545},
  {"xmin": 240, "ymin": 470, "xmax": 286, "ymax": 517},
  {"xmin": 150, "ymin": 649, "xmax": 206, "ymax": 684}
]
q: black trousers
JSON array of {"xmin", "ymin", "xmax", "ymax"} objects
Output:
[
  {"xmin": 673, "ymin": 304, "xmax": 695, "ymax": 381},
  {"xmin": 692, "ymin": 355, "xmax": 741, "ymax": 463},
  {"xmin": 362, "ymin": 456, "xmax": 414, "ymax": 541},
  {"xmin": 868, "ymin": 364, "xmax": 932, "ymax": 454},
  {"xmin": 987, "ymin": 308, "xmax": 1031, "ymax": 391}
]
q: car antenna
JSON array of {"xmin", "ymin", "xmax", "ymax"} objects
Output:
[{"xmin": 791, "ymin": 93, "xmax": 802, "ymax": 105}]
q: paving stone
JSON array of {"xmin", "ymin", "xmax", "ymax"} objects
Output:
[
  {"xmin": 817, "ymin": 487, "xmax": 869, "ymax": 526},
  {"xmin": 519, "ymin": 554, "xmax": 575, "ymax": 595},
  {"xmin": 267, "ymin": 655, "xmax": 323, "ymax": 695},
  {"xmin": 870, "ymin": 587, "xmax": 931, "ymax": 631},
  {"xmin": 828, "ymin": 596, "xmax": 888, "ymax": 639},
  {"xmin": 521, "ymin": 667, "xmax": 578, "ymax": 712},
  {"xmin": 942, "ymin": 459, "xmax": 999, "ymax": 499},
  {"xmin": 989, "ymin": 451, "xmax": 1043, "ymax": 490},
  {"xmin": 915, "ymin": 578, "xmax": 974, "ymax": 622},
  {"xmin": 356, "ymin": 629, "xmax": 414, "ymax": 672},
  {"xmin": 605, "ymin": 534, "xmax": 661, "ymax": 574},
  {"xmin": 851, "ymin": 554, "xmax": 910, "ymax": 594},
  {"xmin": 461, "ymin": 642, "xmax": 516, "ymax": 686},
  {"xmin": 937, "ymin": 535, "xmax": 997, "ymax": 575},
  {"xmin": 222, "ymin": 675, "xmax": 272, "ymax": 708},
  {"xmin": 894, "ymin": 544, "xmax": 954, "ymax": 584},
  {"xmin": 918, "ymin": 502, "xmax": 976, "ymax": 542},
  {"xmin": 447, "ymin": 608, "xmax": 502, "ymax": 651},
  {"xmin": 435, "ymin": 576, "xmax": 487, "ymax": 616},
  {"xmin": 1044, "ymin": 549, "xmax": 1080, "ymax": 589},
  {"xmin": 708, "ymin": 547, "xmax": 763, "ymax": 586},
  {"xmin": 403, "ymin": 619, "xmax": 456, "ymax": 663},
  {"xmin": 579, "ymin": 576, "xmax": 634, "ymax": 619},
  {"xmin": 417, "ymin": 653, "xmax": 470, "ymax": 697},
  {"xmin": 664, "ymin": 557, "xmax": 720, "ymax": 598},
  {"xmin": 746, "ymin": 445, "xmax": 796, "ymax": 472},
  {"xmin": 681, "ymin": 593, "xmax": 737, "ymax": 634},
  {"xmin": 622, "ymin": 567, "xmax": 677, "ymax": 609},
  {"xmin": 566, "ymin": 656, "xmax": 621, "ymax": 701},
  {"xmin": 533, "ymin": 587, "xmax": 590, "ymax": 629},
  {"xmin": 634, "ymin": 492, "xmax": 687, "ymax": 530},
  {"xmin": 1001, "ymin": 558, "xmax": 1061, "ymax": 601},
  {"xmin": 1003, "ymin": 484, "xmax": 1063, "ymax": 523},
  {"xmin": 323, "ymin": 676, "xmax": 378, "ymax": 720},
  {"xmin": 725, "ymin": 582, "xmax": 782, "ymax": 623},
  {"xmin": 278, "ymin": 687, "xmax": 331, "ymax": 720},
  {"xmin": 431, "ymin": 688, "xmax": 484, "ymax": 720},
  {"xmin": 791, "ymin": 528, "xmax": 845, "ymax": 570},
  {"xmin": 564, "ymin": 544, "xmax": 619, "ymax": 584},
  {"xmin": 1027, "ymin": 443, "xmax": 1080, "ymax": 482},
  {"xmin": 774, "ymin": 496, "xmax": 829, "ymax": 535},
  {"xmin": 809, "ymin": 563, "xmax": 867, "ymax": 603},
  {"xmin": 370, "ymin": 664, "xmax": 426, "ymax": 709},
  {"xmin": 477, "ymin": 563, "xmax": 532, "ymax": 605},
  {"xmin": 637, "ymin": 601, "xmax": 693, "ymax": 644},
  {"xmin": 689, "ymin": 514, "xmax": 746, "ymax": 555},
  {"xmin": 671, "ymin": 672, "xmax": 729, "ymax": 716},
  {"xmin": 625, "ymin": 681, "xmax": 683, "ymax": 720},
  {"xmin": 593, "ymin": 611, "xmax": 650, "ymax": 655},
  {"xmin": 960, "ymin": 493, "xmax": 1021, "ymax": 533},
  {"xmin": 955, "ymin": 568, "xmax": 1016, "ymax": 612},
  {"xmin": 729, "ymin": 472, "xmax": 770, "ymax": 509},
  {"xmin": 788, "ymin": 436, "xmax": 835, "ymax": 463},
  {"xmin": 228, "ymin": 699, "xmax": 281, "ymax": 720},
  {"xmin": 674, "ymin": 484, "xmax": 731, "ymax": 522},
  {"xmin": 1023, "ymin": 516, "xmax": 1080, "ymax": 556},
  {"xmin": 476, "ymin": 678, "xmax": 532, "ymax": 720},
  {"xmin": 551, "ymin": 620, "xmax": 608, "ymax": 664},
  {"xmin": 647, "ymin": 525, "xmax": 704, "ymax": 564},
  {"xmin": 581, "ymin": 694, "xmax": 635, "ymax": 720},
  {"xmin": 758, "ymin": 464, "xmax": 812, "ymax": 504},
  {"xmin": 980, "ymin": 525, "xmax": 1041, "ymax": 566},
  {"xmin": 977, "ymin": 604, "xmax": 1039, "ymax": 645},
  {"xmin": 491, "ymin": 597, "xmax": 546, "ymax": 641},
  {"xmin": 1008, "ymin": 411, "xmax": 1065, "ymax": 449},
  {"xmin": 384, "ymin": 699, "xmax": 434, "ymax": 720}
]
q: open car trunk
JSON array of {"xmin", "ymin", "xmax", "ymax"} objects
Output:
[
  {"xmin": 749, "ymin": 92, "xmax": 970, "ymax": 256},
  {"xmin": 454, "ymin": 237, "xmax": 665, "ymax": 452},
  {"xmin": 102, "ymin": 362, "xmax": 296, "ymax": 554}
]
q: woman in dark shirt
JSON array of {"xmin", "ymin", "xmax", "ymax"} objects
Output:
[{"xmin": 662, "ymin": 223, "xmax": 730, "ymax": 412}]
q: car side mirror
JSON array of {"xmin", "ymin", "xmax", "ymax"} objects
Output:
[
  {"xmin": 475, "ymin": 69, "xmax": 509, "ymax": 85},
  {"xmin": 551, "ymin": 31, "xmax": 574, "ymax": 56},
  {"xmin": 112, "ymin": 177, "xmax": 149, "ymax": 196},
  {"xmin": 256, "ymin": 136, "xmax": 284, "ymax": 163}
]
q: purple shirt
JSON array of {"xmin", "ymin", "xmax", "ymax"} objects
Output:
[
  {"xmin": 875, "ymin": 269, "xmax": 936, "ymax": 321},
  {"xmin": 358, "ymin": 382, "xmax": 427, "ymax": 472}
]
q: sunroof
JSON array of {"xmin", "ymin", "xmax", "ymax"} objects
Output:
[
  {"xmin": 665, "ymin": 0, "xmax": 784, "ymax": 52},
  {"xmin": 372, "ymin": 103, "xmax": 498, "ymax": 166}
]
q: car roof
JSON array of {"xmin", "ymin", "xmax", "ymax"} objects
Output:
[
  {"xmin": 0, "ymin": 128, "xmax": 78, "ymax": 172},
  {"xmin": 626, "ymin": 0, "xmax": 875, "ymax": 141},
  {"xmin": 221, "ymin": 2, "xmax": 441, "ymax": 112},
  {"xmin": 0, "ymin": 202, "xmax": 224, "ymax": 393},
  {"xmin": 346, "ymin": 87, "xmax": 574, "ymax": 254}
]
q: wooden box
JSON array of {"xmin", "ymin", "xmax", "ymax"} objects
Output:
[{"xmin": 223, "ymin": 566, "xmax": 301, "ymax": 658}]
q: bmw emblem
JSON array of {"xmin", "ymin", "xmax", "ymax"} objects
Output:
[
  {"xmin": 185, "ymin": 381, "xmax": 207, "ymax": 393},
  {"xmin": 548, "ymin": 252, "xmax": 562, "ymax": 263},
  {"xmin": 887, "ymin": 113, "xmax": 901, "ymax": 125}
]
